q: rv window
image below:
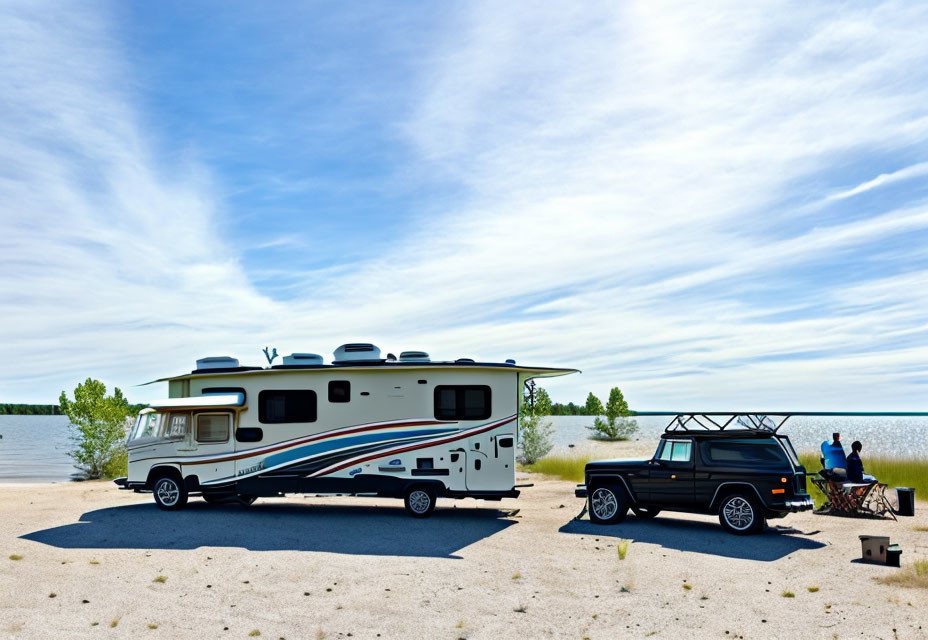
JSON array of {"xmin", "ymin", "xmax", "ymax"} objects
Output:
[
  {"xmin": 433, "ymin": 385, "xmax": 491, "ymax": 421},
  {"xmin": 196, "ymin": 413, "xmax": 230, "ymax": 443},
  {"xmin": 168, "ymin": 414, "xmax": 188, "ymax": 439},
  {"xmin": 258, "ymin": 390, "xmax": 318, "ymax": 423},
  {"xmin": 328, "ymin": 380, "xmax": 350, "ymax": 403}
]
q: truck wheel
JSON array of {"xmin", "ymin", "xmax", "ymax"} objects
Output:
[
  {"xmin": 153, "ymin": 475, "xmax": 188, "ymax": 511},
  {"xmin": 632, "ymin": 506, "xmax": 661, "ymax": 519},
  {"xmin": 718, "ymin": 493, "xmax": 764, "ymax": 535},
  {"xmin": 404, "ymin": 486, "xmax": 437, "ymax": 518},
  {"xmin": 588, "ymin": 484, "xmax": 627, "ymax": 524}
]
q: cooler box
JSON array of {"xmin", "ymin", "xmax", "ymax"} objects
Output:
[
  {"xmin": 895, "ymin": 488, "xmax": 915, "ymax": 517},
  {"xmin": 859, "ymin": 535, "xmax": 890, "ymax": 563},
  {"xmin": 886, "ymin": 544, "xmax": 903, "ymax": 568}
]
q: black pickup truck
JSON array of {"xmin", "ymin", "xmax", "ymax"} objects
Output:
[{"xmin": 575, "ymin": 429, "xmax": 813, "ymax": 534}]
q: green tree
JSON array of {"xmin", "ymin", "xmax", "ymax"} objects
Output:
[
  {"xmin": 518, "ymin": 384, "xmax": 555, "ymax": 464},
  {"xmin": 59, "ymin": 379, "xmax": 134, "ymax": 479},
  {"xmin": 587, "ymin": 387, "xmax": 638, "ymax": 441},
  {"xmin": 584, "ymin": 392, "xmax": 604, "ymax": 417}
]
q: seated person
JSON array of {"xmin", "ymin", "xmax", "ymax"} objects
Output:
[
  {"xmin": 845, "ymin": 440, "xmax": 876, "ymax": 483},
  {"xmin": 821, "ymin": 432, "xmax": 847, "ymax": 472}
]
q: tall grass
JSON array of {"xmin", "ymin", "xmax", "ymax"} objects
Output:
[
  {"xmin": 799, "ymin": 453, "xmax": 928, "ymax": 507},
  {"xmin": 521, "ymin": 455, "xmax": 591, "ymax": 483}
]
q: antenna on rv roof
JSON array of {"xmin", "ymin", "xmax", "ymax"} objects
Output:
[{"xmin": 262, "ymin": 346, "xmax": 279, "ymax": 366}]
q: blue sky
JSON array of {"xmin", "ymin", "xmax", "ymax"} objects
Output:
[{"xmin": 2, "ymin": 1, "xmax": 928, "ymax": 408}]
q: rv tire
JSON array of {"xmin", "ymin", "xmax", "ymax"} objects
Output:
[
  {"xmin": 153, "ymin": 474, "xmax": 188, "ymax": 511},
  {"xmin": 404, "ymin": 485, "xmax": 437, "ymax": 518}
]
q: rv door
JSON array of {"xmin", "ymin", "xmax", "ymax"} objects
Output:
[{"xmin": 465, "ymin": 431, "xmax": 515, "ymax": 491}]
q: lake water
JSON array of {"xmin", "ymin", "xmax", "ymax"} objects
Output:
[
  {"xmin": 0, "ymin": 415, "xmax": 80, "ymax": 483},
  {"xmin": 1, "ymin": 414, "xmax": 926, "ymax": 483}
]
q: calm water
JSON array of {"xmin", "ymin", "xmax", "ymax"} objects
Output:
[
  {"xmin": 0, "ymin": 415, "xmax": 80, "ymax": 482},
  {"xmin": 548, "ymin": 415, "xmax": 928, "ymax": 458},
  {"xmin": 1, "ymin": 414, "xmax": 926, "ymax": 483}
]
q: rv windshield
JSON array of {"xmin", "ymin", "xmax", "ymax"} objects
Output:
[{"xmin": 130, "ymin": 412, "xmax": 164, "ymax": 441}]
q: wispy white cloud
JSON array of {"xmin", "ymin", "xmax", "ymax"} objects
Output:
[
  {"xmin": 826, "ymin": 162, "xmax": 928, "ymax": 201},
  {"xmin": 3, "ymin": 0, "xmax": 928, "ymax": 410}
]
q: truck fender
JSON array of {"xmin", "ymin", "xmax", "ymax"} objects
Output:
[
  {"xmin": 586, "ymin": 474, "xmax": 637, "ymax": 504},
  {"xmin": 709, "ymin": 482, "xmax": 768, "ymax": 511}
]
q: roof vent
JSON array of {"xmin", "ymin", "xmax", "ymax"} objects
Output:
[
  {"xmin": 505, "ymin": 359, "xmax": 516, "ymax": 365},
  {"xmin": 282, "ymin": 353, "xmax": 324, "ymax": 366},
  {"xmin": 455, "ymin": 358, "xmax": 475, "ymax": 363},
  {"xmin": 399, "ymin": 351, "xmax": 430, "ymax": 362},
  {"xmin": 333, "ymin": 343, "xmax": 382, "ymax": 362},
  {"xmin": 195, "ymin": 356, "xmax": 240, "ymax": 370}
]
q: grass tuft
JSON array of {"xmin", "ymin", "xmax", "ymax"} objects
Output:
[
  {"xmin": 617, "ymin": 539, "xmax": 629, "ymax": 560},
  {"xmin": 878, "ymin": 560, "xmax": 928, "ymax": 589},
  {"xmin": 682, "ymin": 583, "xmax": 692, "ymax": 591},
  {"xmin": 9, "ymin": 554, "xmax": 23, "ymax": 561},
  {"xmin": 807, "ymin": 586, "xmax": 820, "ymax": 593},
  {"xmin": 153, "ymin": 576, "xmax": 167, "ymax": 583},
  {"xmin": 521, "ymin": 455, "xmax": 590, "ymax": 483},
  {"xmin": 48, "ymin": 593, "xmax": 57, "ymax": 598},
  {"xmin": 511, "ymin": 572, "xmax": 521, "ymax": 580},
  {"xmin": 249, "ymin": 630, "xmax": 261, "ymax": 637},
  {"xmin": 148, "ymin": 624, "xmax": 158, "ymax": 630},
  {"xmin": 110, "ymin": 619, "xmax": 119, "ymax": 628},
  {"xmin": 782, "ymin": 591, "xmax": 795, "ymax": 598},
  {"xmin": 89, "ymin": 560, "xmax": 100, "ymax": 565}
]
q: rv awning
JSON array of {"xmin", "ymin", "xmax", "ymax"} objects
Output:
[{"xmin": 148, "ymin": 393, "xmax": 245, "ymax": 410}]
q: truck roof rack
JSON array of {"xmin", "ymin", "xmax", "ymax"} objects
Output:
[{"xmin": 628, "ymin": 411, "xmax": 928, "ymax": 434}]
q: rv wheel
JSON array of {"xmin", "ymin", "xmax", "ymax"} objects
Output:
[
  {"xmin": 152, "ymin": 475, "xmax": 188, "ymax": 511},
  {"xmin": 404, "ymin": 486, "xmax": 437, "ymax": 518}
]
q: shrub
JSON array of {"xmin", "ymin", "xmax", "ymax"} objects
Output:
[
  {"xmin": 587, "ymin": 387, "xmax": 638, "ymax": 441},
  {"xmin": 59, "ymin": 379, "xmax": 135, "ymax": 479},
  {"xmin": 518, "ymin": 386, "xmax": 554, "ymax": 464}
]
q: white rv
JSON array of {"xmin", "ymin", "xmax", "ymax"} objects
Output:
[{"xmin": 116, "ymin": 344, "xmax": 577, "ymax": 517}]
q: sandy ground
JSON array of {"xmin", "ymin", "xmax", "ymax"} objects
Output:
[{"xmin": 2, "ymin": 477, "xmax": 927, "ymax": 640}]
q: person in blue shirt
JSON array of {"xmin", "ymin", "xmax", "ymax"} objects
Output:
[
  {"xmin": 846, "ymin": 440, "xmax": 876, "ymax": 483},
  {"xmin": 821, "ymin": 432, "xmax": 847, "ymax": 472}
]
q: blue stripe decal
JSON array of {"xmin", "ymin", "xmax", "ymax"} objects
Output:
[{"xmin": 262, "ymin": 427, "xmax": 459, "ymax": 468}]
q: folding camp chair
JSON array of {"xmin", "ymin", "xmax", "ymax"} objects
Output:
[{"xmin": 810, "ymin": 476, "xmax": 897, "ymax": 520}]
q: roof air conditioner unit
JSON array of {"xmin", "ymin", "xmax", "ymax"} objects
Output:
[
  {"xmin": 195, "ymin": 356, "xmax": 240, "ymax": 370},
  {"xmin": 333, "ymin": 343, "xmax": 382, "ymax": 362},
  {"xmin": 399, "ymin": 351, "xmax": 430, "ymax": 362}
]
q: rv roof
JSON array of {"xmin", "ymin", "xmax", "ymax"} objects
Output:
[{"xmin": 141, "ymin": 362, "xmax": 579, "ymax": 386}]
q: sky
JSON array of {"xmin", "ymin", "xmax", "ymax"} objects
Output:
[{"xmin": 2, "ymin": 1, "xmax": 928, "ymax": 409}]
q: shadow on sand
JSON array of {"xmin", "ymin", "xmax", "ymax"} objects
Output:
[
  {"xmin": 559, "ymin": 514, "xmax": 826, "ymax": 561},
  {"xmin": 21, "ymin": 500, "xmax": 517, "ymax": 558}
]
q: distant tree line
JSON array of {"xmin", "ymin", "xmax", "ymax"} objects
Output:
[
  {"xmin": 0, "ymin": 402, "xmax": 148, "ymax": 416},
  {"xmin": 0, "ymin": 404, "xmax": 61, "ymax": 415}
]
